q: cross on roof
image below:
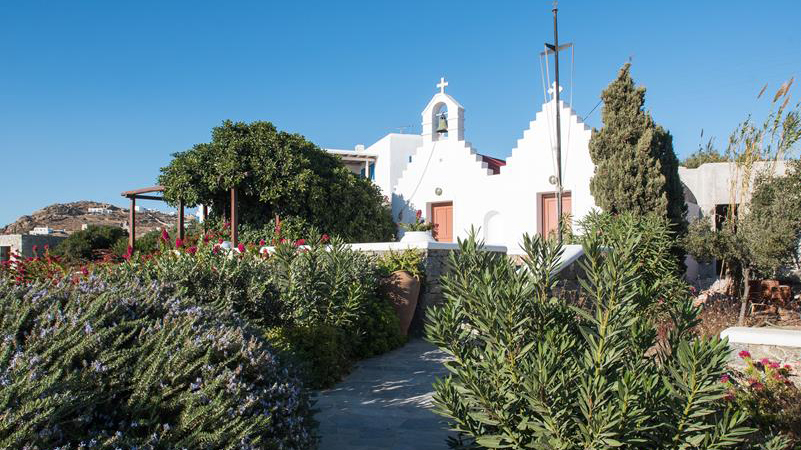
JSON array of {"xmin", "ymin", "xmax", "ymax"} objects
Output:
[
  {"xmin": 437, "ymin": 77, "xmax": 448, "ymax": 94},
  {"xmin": 548, "ymin": 81, "xmax": 564, "ymax": 98}
]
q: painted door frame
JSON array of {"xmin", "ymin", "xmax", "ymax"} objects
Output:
[{"xmin": 430, "ymin": 201, "xmax": 454, "ymax": 243}]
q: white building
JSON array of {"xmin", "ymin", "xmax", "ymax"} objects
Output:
[{"xmin": 325, "ymin": 78, "xmax": 594, "ymax": 254}]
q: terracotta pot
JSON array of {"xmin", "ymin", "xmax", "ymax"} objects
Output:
[
  {"xmin": 380, "ymin": 270, "xmax": 421, "ymax": 336},
  {"xmin": 761, "ymin": 279, "xmax": 780, "ymax": 301}
]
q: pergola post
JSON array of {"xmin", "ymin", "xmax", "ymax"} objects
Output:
[
  {"xmin": 129, "ymin": 197, "xmax": 136, "ymax": 251},
  {"xmin": 177, "ymin": 199, "xmax": 185, "ymax": 241},
  {"xmin": 230, "ymin": 187, "xmax": 238, "ymax": 246}
]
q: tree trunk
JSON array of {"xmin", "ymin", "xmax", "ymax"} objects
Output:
[{"xmin": 738, "ymin": 267, "xmax": 750, "ymax": 325}]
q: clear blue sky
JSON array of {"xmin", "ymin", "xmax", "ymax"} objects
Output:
[{"xmin": 2, "ymin": 1, "xmax": 799, "ymax": 227}]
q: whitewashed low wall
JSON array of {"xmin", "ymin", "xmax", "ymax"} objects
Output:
[{"xmin": 722, "ymin": 326, "xmax": 801, "ymax": 387}]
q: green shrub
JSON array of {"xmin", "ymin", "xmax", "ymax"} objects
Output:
[
  {"xmin": 376, "ymin": 248, "xmax": 425, "ymax": 278},
  {"xmin": 265, "ymin": 325, "xmax": 351, "ymax": 389},
  {"xmin": 426, "ymin": 232, "xmax": 788, "ymax": 450},
  {"xmin": 111, "ymin": 228, "xmax": 162, "ymax": 257},
  {"xmin": 52, "ymin": 224, "xmax": 128, "ymax": 262},
  {"xmin": 269, "ymin": 238, "xmax": 405, "ymax": 362},
  {"xmin": 579, "ymin": 210, "xmax": 689, "ymax": 313},
  {"xmin": 0, "ymin": 278, "xmax": 315, "ymax": 449}
]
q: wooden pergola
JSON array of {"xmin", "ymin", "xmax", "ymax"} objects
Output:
[{"xmin": 121, "ymin": 185, "xmax": 238, "ymax": 250}]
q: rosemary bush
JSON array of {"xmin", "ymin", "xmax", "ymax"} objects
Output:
[
  {"xmin": 0, "ymin": 278, "xmax": 315, "ymax": 449},
  {"xmin": 426, "ymin": 232, "xmax": 788, "ymax": 450}
]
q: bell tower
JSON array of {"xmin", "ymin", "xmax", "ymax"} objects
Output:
[{"xmin": 421, "ymin": 77, "xmax": 465, "ymax": 143}]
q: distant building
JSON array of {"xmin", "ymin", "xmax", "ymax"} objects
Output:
[
  {"xmin": 30, "ymin": 227, "xmax": 54, "ymax": 235},
  {"xmin": 0, "ymin": 234, "xmax": 67, "ymax": 261},
  {"xmin": 88, "ymin": 207, "xmax": 113, "ymax": 214}
]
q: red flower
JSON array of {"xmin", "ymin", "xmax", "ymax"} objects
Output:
[
  {"xmin": 187, "ymin": 246, "xmax": 197, "ymax": 255},
  {"xmin": 294, "ymin": 239, "xmax": 305, "ymax": 246},
  {"xmin": 237, "ymin": 243, "xmax": 245, "ymax": 253},
  {"xmin": 259, "ymin": 239, "xmax": 266, "ymax": 246},
  {"xmin": 280, "ymin": 238, "xmax": 287, "ymax": 244},
  {"xmin": 321, "ymin": 234, "xmax": 330, "ymax": 242},
  {"xmin": 212, "ymin": 245, "xmax": 220, "ymax": 255},
  {"xmin": 223, "ymin": 221, "xmax": 231, "ymax": 229},
  {"xmin": 723, "ymin": 392, "xmax": 735, "ymax": 401},
  {"xmin": 759, "ymin": 358, "xmax": 771, "ymax": 366},
  {"xmin": 43, "ymin": 244, "xmax": 49, "ymax": 251},
  {"xmin": 738, "ymin": 350, "xmax": 751, "ymax": 359},
  {"xmin": 81, "ymin": 267, "xmax": 89, "ymax": 276},
  {"xmin": 175, "ymin": 238, "xmax": 183, "ymax": 248},
  {"xmin": 203, "ymin": 235, "xmax": 210, "ymax": 243},
  {"xmin": 416, "ymin": 209, "xmax": 422, "ymax": 221},
  {"xmin": 720, "ymin": 374, "xmax": 730, "ymax": 383},
  {"xmin": 750, "ymin": 381, "xmax": 764, "ymax": 390},
  {"xmin": 161, "ymin": 229, "xmax": 170, "ymax": 242}
]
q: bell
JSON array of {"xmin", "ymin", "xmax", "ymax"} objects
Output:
[{"xmin": 436, "ymin": 113, "xmax": 448, "ymax": 134}]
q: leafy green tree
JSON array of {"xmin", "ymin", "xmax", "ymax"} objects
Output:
[
  {"xmin": 589, "ymin": 64, "xmax": 687, "ymax": 244},
  {"xmin": 682, "ymin": 139, "xmax": 730, "ymax": 168},
  {"xmin": 52, "ymin": 224, "xmax": 127, "ymax": 262},
  {"xmin": 426, "ymin": 232, "xmax": 789, "ymax": 449},
  {"xmin": 159, "ymin": 120, "xmax": 395, "ymax": 242}
]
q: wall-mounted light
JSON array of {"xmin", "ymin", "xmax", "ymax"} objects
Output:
[{"xmin": 435, "ymin": 187, "xmax": 443, "ymax": 196}]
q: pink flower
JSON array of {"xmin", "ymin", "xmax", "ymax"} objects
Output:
[
  {"xmin": 259, "ymin": 239, "xmax": 266, "ymax": 246},
  {"xmin": 175, "ymin": 238, "xmax": 183, "ymax": 248},
  {"xmin": 724, "ymin": 392, "xmax": 736, "ymax": 401},
  {"xmin": 784, "ymin": 364, "xmax": 792, "ymax": 371},
  {"xmin": 203, "ymin": 235, "xmax": 210, "ymax": 243},
  {"xmin": 43, "ymin": 244, "xmax": 49, "ymax": 251},
  {"xmin": 738, "ymin": 350, "xmax": 751, "ymax": 359},
  {"xmin": 416, "ymin": 209, "xmax": 422, "ymax": 221},
  {"xmin": 32, "ymin": 245, "xmax": 38, "ymax": 254},
  {"xmin": 321, "ymin": 234, "xmax": 330, "ymax": 242},
  {"xmin": 760, "ymin": 358, "xmax": 771, "ymax": 366},
  {"xmin": 219, "ymin": 238, "xmax": 224, "ymax": 244},
  {"xmin": 750, "ymin": 381, "xmax": 764, "ymax": 390},
  {"xmin": 237, "ymin": 243, "xmax": 245, "ymax": 253},
  {"xmin": 294, "ymin": 239, "xmax": 305, "ymax": 246},
  {"xmin": 720, "ymin": 374, "xmax": 730, "ymax": 383},
  {"xmin": 187, "ymin": 246, "xmax": 197, "ymax": 255},
  {"xmin": 81, "ymin": 267, "xmax": 89, "ymax": 276},
  {"xmin": 212, "ymin": 245, "xmax": 220, "ymax": 255},
  {"xmin": 768, "ymin": 361, "xmax": 780, "ymax": 369},
  {"xmin": 161, "ymin": 229, "xmax": 169, "ymax": 242},
  {"xmin": 280, "ymin": 238, "xmax": 287, "ymax": 244}
]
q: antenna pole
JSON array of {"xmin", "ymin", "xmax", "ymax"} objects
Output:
[{"xmin": 552, "ymin": 3, "xmax": 564, "ymax": 243}]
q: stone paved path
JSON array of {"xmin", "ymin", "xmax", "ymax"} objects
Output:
[{"xmin": 314, "ymin": 339, "xmax": 456, "ymax": 450}]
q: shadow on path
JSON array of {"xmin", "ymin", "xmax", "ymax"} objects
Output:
[{"xmin": 314, "ymin": 339, "xmax": 455, "ymax": 450}]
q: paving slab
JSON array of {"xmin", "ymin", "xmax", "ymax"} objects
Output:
[{"xmin": 314, "ymin": 339, "xmax": 456, "ymax": 450}]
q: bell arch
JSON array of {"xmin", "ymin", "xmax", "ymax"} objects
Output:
[{"xmin": 421, "ymin": 77, "xmax": 464, "ymax": 143}]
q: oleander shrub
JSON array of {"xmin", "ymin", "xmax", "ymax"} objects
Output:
[
  {"xmin": 0, "ymin": 278, "xmax": 315, "ymax": 449},
  {"xmin": 426, "ymin": 232, "xmax": 788, "ymax": 450},
  {"xmin": 579, "ymin": 211, "xmax": 689, "ymax": 314},
  {"xmin": 268, "ymin": 238, "xmax": 405, "ymax": 367}
]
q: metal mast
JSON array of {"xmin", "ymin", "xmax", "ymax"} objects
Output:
[{"xmin": 544, "ymin": 1, "xmax": 569, "ymax": 243}]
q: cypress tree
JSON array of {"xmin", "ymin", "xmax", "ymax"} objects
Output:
[{"xmin": 589, "ymin": 64, "xmax": 687, "ymax": 242}]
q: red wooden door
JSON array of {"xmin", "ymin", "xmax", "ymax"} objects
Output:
[
  {"xmin": 540, "ymin": 192, "xmax": 571, "ymax": 238},
  {"xmin": 431, "ymin": 202, "xmax": 453, "ymax": 243}
]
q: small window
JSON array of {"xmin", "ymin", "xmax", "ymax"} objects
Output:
[
  {"xmin": 0, "ymin": 246, "xmax": 10, "ymax": 262},
  {"xmin": 409, "ymin": 156, "xmax": 412, "ymax": 163}
]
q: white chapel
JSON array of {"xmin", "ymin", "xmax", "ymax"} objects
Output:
[{"xmin": 326, "ymin": 77, "xmax": 595, "ymax": 255}]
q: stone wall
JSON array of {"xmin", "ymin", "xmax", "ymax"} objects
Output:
[{"xmin": 0, "ymin": 234, "xmax": 66, "ymax": 259}]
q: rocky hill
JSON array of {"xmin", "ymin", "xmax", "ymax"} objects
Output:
[{"xmin": 1, "ymin": 201, "xmax": 195, "ymax": 237}]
